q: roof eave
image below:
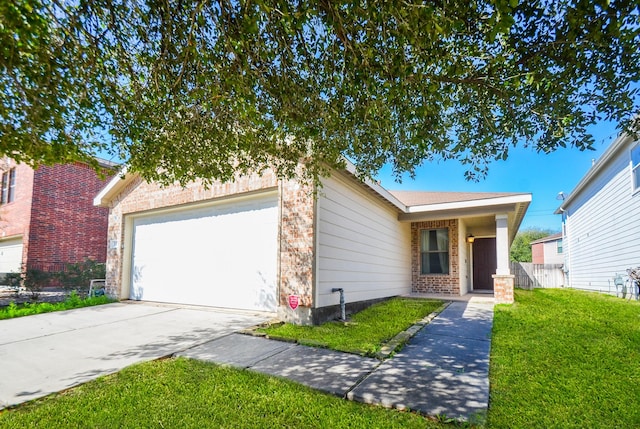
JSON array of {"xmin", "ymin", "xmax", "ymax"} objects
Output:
[
  {"xmin": 93, "ymin": 167, "xmax": 137, "ymax": 207},
  {"xmin": 557, "ymin": 130, "xmax": 635, "ymax": 212},
  {"xmin": 342, "ymin": 160, "xmax": 407, "ymax": 212}
]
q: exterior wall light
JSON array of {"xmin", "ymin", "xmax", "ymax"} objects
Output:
[{"xmin": 467, "ymin": 235, "xmax": 475, "ymax": 243}]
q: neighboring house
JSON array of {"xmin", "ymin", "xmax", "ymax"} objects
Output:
[
  {"xmin": 0, "ymin": 159, "xmax": 115, "ymax": 281},
  {"xmin": 555, "ymin": 130, "xmax": 640, "ymax": 293},
  {"xmin": 94, "ymin": 163, "xmax": 531, "ymax": 324},
  {"xmin": 530, "ymin": 233, "xmax": 564, "ymax": 265}
]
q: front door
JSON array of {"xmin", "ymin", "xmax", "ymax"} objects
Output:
[{"xmin": 473, "ymin": 238, "xmax": 496, "ymax": 291}]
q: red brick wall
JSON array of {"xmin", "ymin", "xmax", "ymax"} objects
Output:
[
  {"xmin": 0, "ymin": 162, "xmax": 35, "ymax": 267},
  {"xmin": 531, "ymin": 242, "xmax": 544, "ymax": 264},
  {"xmin": 27, "ymin": 162, "xmax": 113, "ymax": 271},
  {"xmin": 411, "ymin": 219, "xmax": 460, "ymax": 295}
]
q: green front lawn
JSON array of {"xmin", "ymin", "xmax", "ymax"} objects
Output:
[
  {"xmin": 488, "ymin": 288, "xmax": 640, "ymax": 428},
  {"xmin": 0, "ymin": 358, "xmax": 447, "ymax": 429},
  {"xmin": 257, "ymin": 297, "xmax": 443, "ymax": 356},
  {"xmin": 3, "ymin": 289, "xmax": 639, "ymax": 428}
]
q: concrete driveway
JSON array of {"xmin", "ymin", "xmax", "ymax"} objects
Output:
[{"xmin": 0, "ymin": 302, "xmax": 269, "ymax": 409}]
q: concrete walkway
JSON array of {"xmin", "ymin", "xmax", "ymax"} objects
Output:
[
  {"xmin": 179, "ymin": 298, "xmax": 494, "ymax": 422},
  {"xmin": 349, "ymin": 300, "xmax": 493, "ymax": 421}
]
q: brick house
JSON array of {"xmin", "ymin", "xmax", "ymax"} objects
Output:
[
  {"xmin": 94, "ymin": 163, "xmax": 530, "ymax": 324},
  {"xmin": 0, "ymin": 159, "xmax": 115, "ymax": 281}
]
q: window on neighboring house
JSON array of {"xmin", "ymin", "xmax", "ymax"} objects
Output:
[
  {"xmin": 1, "ymin": 168, "xmax": 15, "ymax": 204},
  {"xmin": 557, "ymin": 239, "xmax": 563, "ymax": 254},
  {"xmin": 421, "ymin": 228, "xmax": 449, "ymax": 274},
  {"xmin": 633, "ymin": 143, "xmax": 640, "ymax": 193}
]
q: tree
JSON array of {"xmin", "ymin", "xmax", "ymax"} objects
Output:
[
  {"xmin": 510, "ymin": 228, "xmax": 555, "ymax": 262},
  {"xmin": 1, "ymin": 1, "xmax": 639, "ymax": 185}
]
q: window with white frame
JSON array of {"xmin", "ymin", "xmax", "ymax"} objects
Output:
[
  {"xmin": 1, "ymin": 168, "xmax": 15, "ymax": 204},
  {"xmin": 557, "ymin": 239, "xmax": 563, "ymax": 254},
  {"xmin": 633, "ymin": 143, "xmax": 640, "ymax": 193},
  {"xmin": 420, "ymin": 228, "xmax": 449, "ymax": 274}
]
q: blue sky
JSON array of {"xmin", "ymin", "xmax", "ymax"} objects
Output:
[{"xmin": 376, "ymin": 121, "xmax": 620, "ymax": 232}]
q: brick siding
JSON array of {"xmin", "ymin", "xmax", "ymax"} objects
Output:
[
  {"xmin": 493, "ymin": 274, "xmax": 515, "ymax": 303},
  {"xmin": 411, "ymin": 219, "xmax": 460, "ymax": 295},
  {"xmin": 277, "ymin": 179, "xmax": 315, "ymax": 323},
  {"xmin": 104, "ymin": 171, "xmax": 316, "ymax": 316},
  {"xmin": 0, "ymin": 160, "xmax": 111, "ymax": 273},
  {"xmin": 28, "ymin": 162, "xmax": 112, "ymax": 271}
]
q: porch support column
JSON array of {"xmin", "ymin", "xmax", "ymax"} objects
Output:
[
  {"xmin": 495, "ymin": 214, "xmax": 510, "ymax": 275},
  {"xmin": 493, "ymin": 213, "xmax": 515, "ymax": 304}
]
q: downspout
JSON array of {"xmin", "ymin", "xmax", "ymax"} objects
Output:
[
  {"xmin": 560, "ymin": 208, "xmax": 571, "ymax": 288},
  {"xmin": 332, "ymin": 288, "xmax": 346, "ymax": 321}
]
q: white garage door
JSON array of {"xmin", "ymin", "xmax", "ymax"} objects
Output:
[
  {"xmin": 0, "ymin": 238, "xmax": 23, "ymax": 275},
  {"xmin": 130, "ymin": 193, "xmax": 278, "ymax": 312}
]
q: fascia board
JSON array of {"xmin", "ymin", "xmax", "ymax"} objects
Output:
[
  {"xmin": 555, "ymin": 131, "xmax": 634, "ymax": 214},
  {"xmin": 93, "ymin": 167, "xmax": 135, "ymax": 207},
  {"xmin": 406, "ymin": 193, "xmax": 532, "ymax": 214}
]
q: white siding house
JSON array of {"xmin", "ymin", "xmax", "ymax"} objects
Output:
[
  {"xmin": 95, "ymin": 162, "xmax": 530, "ymax": 324},
  {"xmin": 530, "ymin": 233, "xmax": 564, "ymax": 265},
  {"xmin": 556, "ymin": 132, "xmax": 640, "ymax": 293},
  {"xmin": 316, "ymin": 172, "xmax": 412, "ymax": 308}
]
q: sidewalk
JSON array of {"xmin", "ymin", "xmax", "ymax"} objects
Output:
[{"xmin": 178, "ymin": 298, "xmax": 494, "ymax": 422}]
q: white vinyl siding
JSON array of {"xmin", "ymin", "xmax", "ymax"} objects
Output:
[
  {"xmin": 564, "ymin": 144, "xmax": 640, "ymax": 292},
  {"xmin": 315, "ymin": 173, "xmax": 411, "ymax": 307},
  {"xmin": 632, "ymin": 143, "xmax": 640, "ymax": 193},
  {"xmin": 129, "ymin": 193, "xmax": 278, "ymax": 312}
]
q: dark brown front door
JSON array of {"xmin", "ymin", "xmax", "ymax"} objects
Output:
[{"xmin": 473, "ymin": 238, "xmax": 496, "ymax": 290}]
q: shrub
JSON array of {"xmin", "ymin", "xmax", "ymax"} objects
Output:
[
  {"xmin": 23, "ymin": 268, "xmax": 55, "ymax": 300},
  {"xmin": 58, "ymin": 258, "xmax": 106, "ymax": 294}
]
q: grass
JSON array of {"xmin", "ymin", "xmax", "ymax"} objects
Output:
[
  {"xmin": 488, "ymin": 288, "xmax": 640, "ymax": 428},
  {"xmin": 0, "ymin": 357, "xmax": 448, "ymax": 429},
  {"xmin": 257, "ymin": 297, "xmax": 443, "ymax": 356},
  {"xmin": 0, "ymin": 292, "xmax": 114, "ymax": 320},
  {"xmin": 4, "ymin": 289, "xmax": 639, "ymax": 428}
]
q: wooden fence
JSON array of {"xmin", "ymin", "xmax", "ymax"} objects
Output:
[{"xmin": 510, "ymin": 262, "xmax": 565, "ymax": 289}]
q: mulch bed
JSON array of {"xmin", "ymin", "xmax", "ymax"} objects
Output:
[{"xmin": 0, "ymin": 287, "xmax": 70, "ymax": 308}]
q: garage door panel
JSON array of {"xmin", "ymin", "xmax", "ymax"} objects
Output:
[
  {"xmin": 131, "ymin": 194, "xmax": 278, "ymax": 312},
  {"xmin": 0, "ymin": 238, "xmax": 23, "ymax": 275}
]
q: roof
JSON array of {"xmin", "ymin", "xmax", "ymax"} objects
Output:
[
  {"xmin": 390, "ymin": 191, "xmax": 524, "ymax": 207},
  {"xmin": 555, "ymin": 129, "xmax": 638, "ymax": 214},
  {"xmin": 530, "ymin": 232, "xmax": 563, "ymax": 245},
  {"xmin": 95, "ymin": 157, "xmax": 120, "ymax": 169},
  {"xmin": 93, "ymin": 166, "xmax": 132, "ymax": 207},
  {"xmin": 94, "ymin": 161, "xmax": 531, "ymax": 239}
]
